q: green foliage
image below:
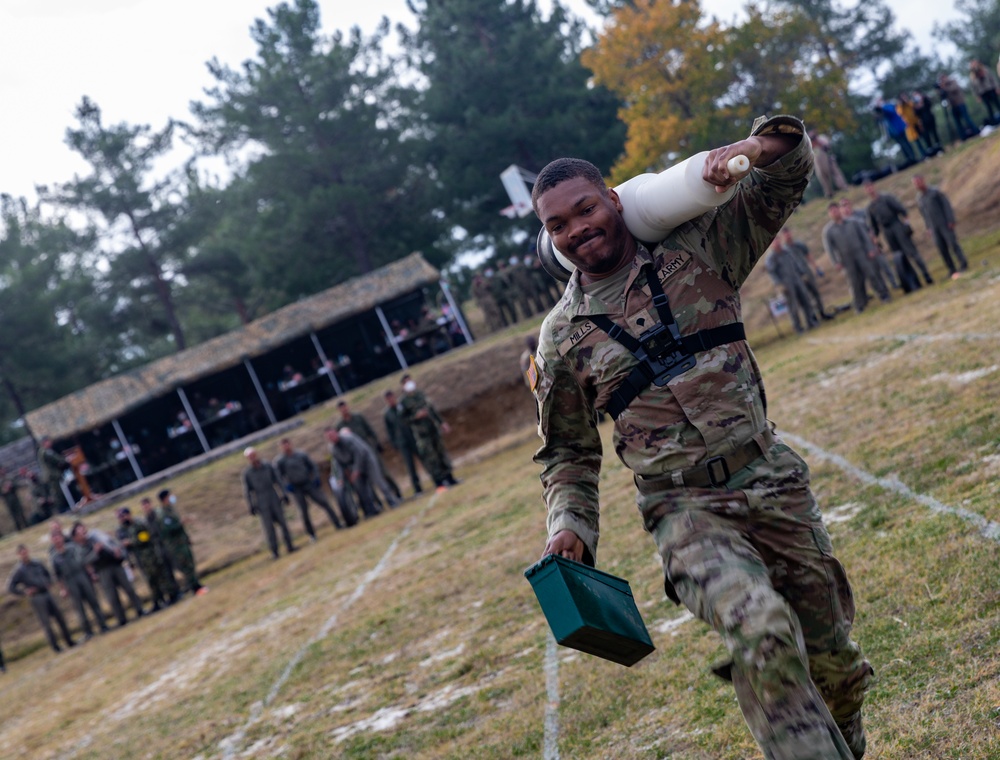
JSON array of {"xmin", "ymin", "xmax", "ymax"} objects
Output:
[
  {"xmin": 0, "ymin": 198, "xmax": 104, "ymax": 433},
  {"xmin": 403, "ymin": 0, "xmax": 626, "ymax": 254},
  {"xmin": 49, "ymin": 97, "xmax": 191, "ymax": 352},
  {"xmin": 935, "ymin": 0, "xmax": 1000, "ymax": 68},
  {"xmin": 190, "ymin": 0, "xmax": 445, "ymax": 298}
]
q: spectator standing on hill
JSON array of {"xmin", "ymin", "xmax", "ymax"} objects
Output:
[
  {"xmin": 507, "ymin": 255, "xmax": 541, "ymax": 318},
  {"xmin": 273, "ymin": 438, "xmax": 344, "ymax": 540},
  {"xmin": 779, "ymin": 228, "xmax": 833, "ymax": 320},
  {"xmin": 140, "ymin": 497, "xmax": 175, "ymax": 595},
  {"xmin": 911, "ymin": 90, "xmax": 943, "ymax": 155},
  {"xmin": 896, "ymin": 93, "xmax": 931, "ymax": 159},
  {"xmin": 530, "ymin": 116, "xmax": 872, "ymax": 759},
  {"xmin": 399, "ymin": 375, "xmax": 458, "ymax": 489},
  {"xmin": 472, "ymin": 273, "xmax": 502, "ymax": 332},
  {"xmin": 325, "ymin": 427, "xmax": 394, "ymax": 517},
  {"xmin": 839, "ymin": 198, "xmax": 901, "ymax": 291},
  {"xmin": 383, "ymin": 390, "xmax": 425, "ymax": 496},
  {"xmin": 808, "ymin": 130, "xmax": 848, "ymax": 198},
  {"xmin": 49, "ymin": 527, "xmax": 108, "ymax": 638},
  {"xmin": 242, "ymin": 448, "xmax": 296, "ymax": 560},
  {"xmin": 336, "ymin": 400, "xmax": 401, "ymax": 500},
  {"xmin": 1, "ymin": 467, "xmax": 28, "ymax": 531},
  {"xmin": 489, "ymin": 263, "xmax": 517, "ymax": 327},
  {"xmin": 969, "ymin": 59, "xmax": 1000, "ymax": 125},
  {"xmin": 155, "ymin": 490, "xmax": 206, "ymax": 595},
  {"xmin": 873, "ymin": 100, "xmax": 918, "ymax": 164},
  {"xmin": 824, "ymin": 202, "xmax": 891, "ymax": 312},
  {"xmin": 864, "ymin": 181, "xmax": 934, "ymax": 286},
  {"xmin": 115, "ymin": 506, "xmax": 176, "ymax": 611},
  {"xmin": 9, "ymin": 544, "xmax": 76, "ymax": 653},
  {"xmin": 530, "ymin": 254, "xmax": 563, "ymax": 308},
  {"xmin": 913, "ymin": 175, "xmax": 969, "ymax": 279},
  {"xmin": 938, "ymin": 73, "xmax": 980, "ymax": 139},
  {"xmin": 766, "ymin": 239, "xmax": 818, "ymax": 334},
  {"xmin": 37, "ymin": 437, "xmax": 71, "ymax": 514},
  {"xmin": 73, "ymin": 521, "xmax": 145, "ymax": 626}
]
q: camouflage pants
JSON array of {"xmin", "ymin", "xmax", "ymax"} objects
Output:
[
  {"xmin": 638, "ymin": 443, "xmax": 873, "ymax": 760},
  {"xmin": 412, "ymin": 426, "xmax": 452, "ymax": 486},
  {"xmin": 164, "ymin": 537, "xmax": 200, "ymax": 593},
  {"xmin": 135, "ymin": 549, "xmax": 178, "ymax": 604}
]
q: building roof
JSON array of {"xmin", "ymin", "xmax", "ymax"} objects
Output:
[{"xmin": 25, "ymin": 253, "xmax": 440, "ymax": 439}]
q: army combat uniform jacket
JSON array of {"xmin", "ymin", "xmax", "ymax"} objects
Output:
[
  {"xmin": 533, "ymin": 116, "xmax": 815, "ymax": 562},
  {"xmin": 532, "ymin": 117, "xmax": 872, "ymax": 759}
]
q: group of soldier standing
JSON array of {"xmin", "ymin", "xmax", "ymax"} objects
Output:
[
  {"xmin": 241, "ymin": 374, "xmax": 457, "ymax": 559},
  {"xmin": 471, "ymin": 254, "xmax": 562, "ymax": 332},
  {"xmin": 767, "ymin": 172, "xmax": 968, "ymax": 333},
  {"xmin": 0, "ymin": 437, "xmax": 81, "ymax": 536},
  {"xmin": 6, "ymin": 488, "xmax": 205, "ymax": 656}
]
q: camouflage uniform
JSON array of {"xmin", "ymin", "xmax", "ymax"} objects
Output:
[
  {"xmin": 532, "ymin": 117, "xmax": 871, "ymax": 759},
  {"xmin": 399, "ymin": 389, "xmax": 455, "ymax": 488},
  {"xmin": 0, "ymin": 471, "xmax": 28, "ymax": 531},
  {"xmin": 507, "ymin": 259, "xmax": 541, "ymax": 318},
  {"xmin": 117, "ymin": 517, "xmax": 179, "ymax": 607},
  {"xmin": 155, "ymin": 502, "xmax": 203, "ymax": 593},
  {"xmin": 530, "ymin": 257, "xmax": 563, "ymax": 308},
  {"xmin": 38, "ymin": 444, "xmax": 70, "ymax": 513},
  {"xmin": 472, "ymin": 274, "xmax": 503, "ymax": 332},
  {"xmin": 489, "ymin": 266, "xmax": 518, "ymax": 326}
]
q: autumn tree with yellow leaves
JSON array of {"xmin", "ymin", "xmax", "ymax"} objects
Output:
[{"xmin": 583, "ymin": 0, "xmax": 855, "ymax": 184}]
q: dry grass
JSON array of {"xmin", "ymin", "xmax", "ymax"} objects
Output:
[{"xmin": 2, "ymin": 137, "xmax": 1000, "ymax": 759}]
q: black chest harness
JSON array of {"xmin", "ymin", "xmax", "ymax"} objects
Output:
[{"xmin": 588, "ymin": 268, "xmax": 746, "ymax": 420}]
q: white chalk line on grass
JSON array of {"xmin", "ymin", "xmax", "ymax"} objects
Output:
[
  {"xmin": 218, "ymin": 492, "xmax": 440, "ymax": 759},
  {"xmin": 806, "ymin": 331, "xmax": 1000, "ymax": 346},
  {"xmin": 781, "ymin": 431, "xmax": 1000, "ymax": 543},
  {"xmin": 544, "ymin": 632, "xmax": 560, "ymax": 760},
  {"xmin": 540, "ymin": 428, "xmax": 1000, "ymax": 760}
]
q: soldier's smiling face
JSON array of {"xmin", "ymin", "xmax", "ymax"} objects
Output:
[{"xmin": 537, "ymin": 176, "xmax": 635, "ymax": 279}]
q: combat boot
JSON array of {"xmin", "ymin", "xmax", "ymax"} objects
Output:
[{"xmin": 837, "ymin": 712, "xmax": 866, "ymax": 759}]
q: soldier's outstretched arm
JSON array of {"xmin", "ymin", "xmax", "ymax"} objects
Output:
[{"xmin": 532, "ymin": 333, "xmax": 603, "ymax": 566}]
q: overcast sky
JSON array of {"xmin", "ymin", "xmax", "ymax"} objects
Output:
[{"xmin": 0, "ymin": 0, "xmax": 962, "ymax": 203}]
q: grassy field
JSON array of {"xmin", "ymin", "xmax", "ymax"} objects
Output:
[{"xmin": 2, "ymin": 139, "xmax": 1000, "ymax": 759}]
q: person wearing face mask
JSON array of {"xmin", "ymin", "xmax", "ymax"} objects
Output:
[
  {"xmin": 156, "ymin": 489, "xmax": 207, "ymax": 595},
  {"xmin": 398, "ymin": 375, "xmax": 458, "ymax": 489},
  {"xmin": 116, "ymin": 506, "xmax": 177, "ymax": 612}
]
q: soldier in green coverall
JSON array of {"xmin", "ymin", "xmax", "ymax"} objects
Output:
[
  {"xmin": 530, "ymin": 117, "xmax": 872, "ymax": 759},
  {"xmin": 116, "ymin": 506, "xmax": 178, "ymax": 610},
  {"xmin": 398, "ymin": 375, "xmax": 458, "ymax": 489},
  {"xmin": 155, "ymin": 489, "xmax": 207, "ymax": 595}
]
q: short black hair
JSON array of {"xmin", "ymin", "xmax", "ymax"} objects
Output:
[
  {"xmin": 531, "ymin": 158, "xmax": 607, "ymax": 214},
  {"xmin": 828, "ymin": 202, "xmax": 840, "ymax": 210},
  {"xmin": 157, "ymin": 489, "xmax": 170, "ymax": 501}
]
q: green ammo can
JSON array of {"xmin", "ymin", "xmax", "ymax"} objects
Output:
[{"xmin": 524, "ymin": 554, "xmax": 655, "ymax": 667}]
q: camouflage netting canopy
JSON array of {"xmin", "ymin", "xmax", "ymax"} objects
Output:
[{"xmin": 25, "ymin": 253, "xmax": 440, "ymax": 440}]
